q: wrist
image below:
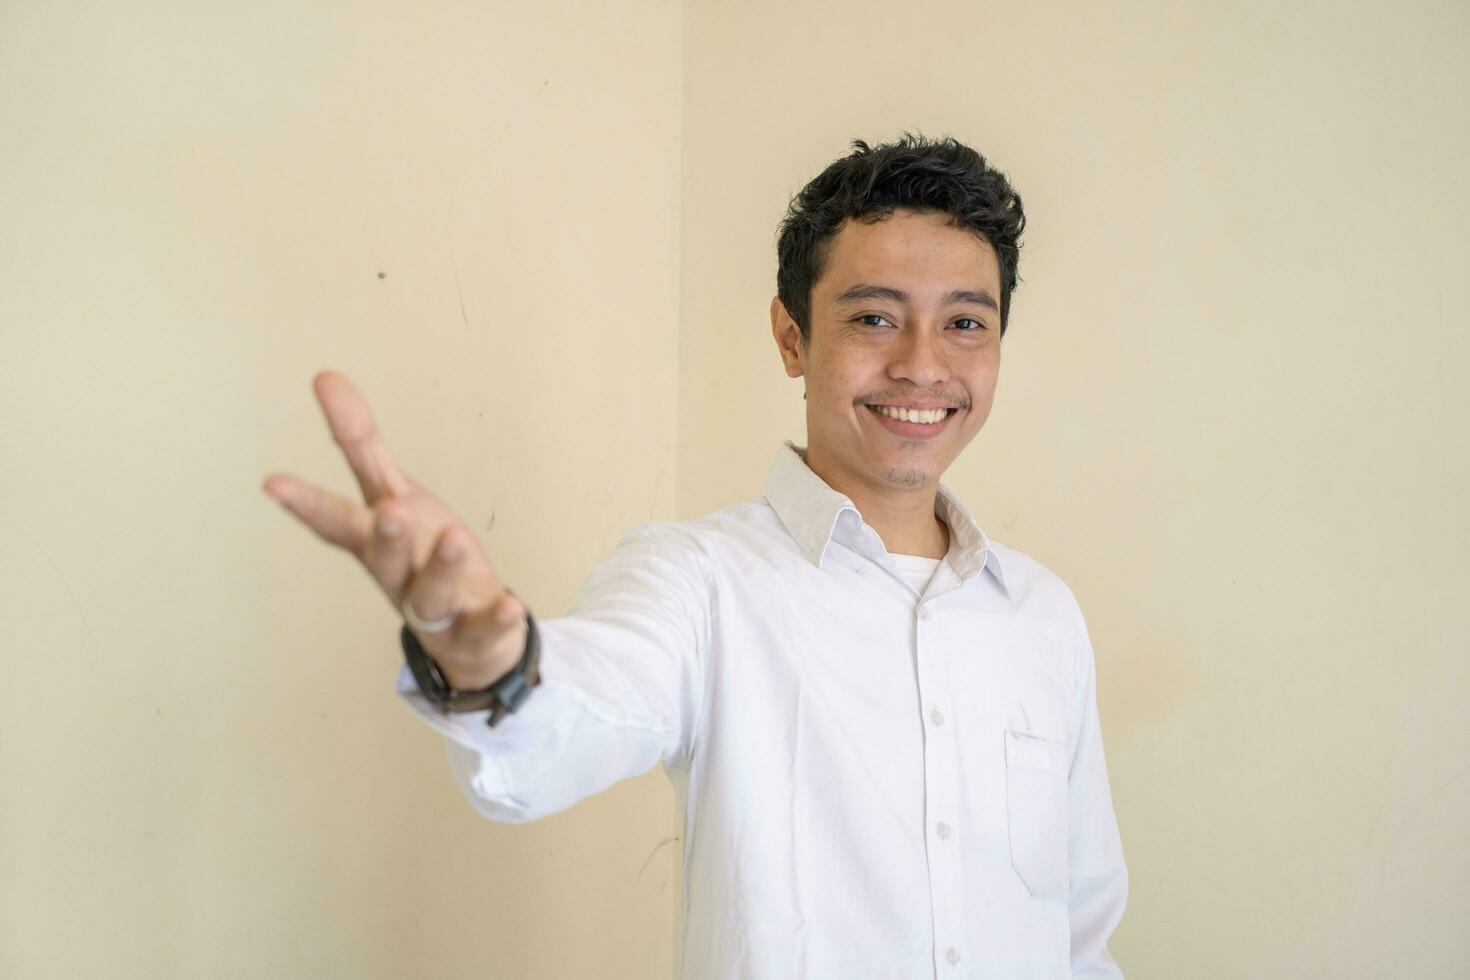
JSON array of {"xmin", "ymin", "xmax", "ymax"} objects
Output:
[
  {"xmin": 401, "ymin": 609, "xmax": 542, "ymax": 727},
  {"xmin": 437, "ymin": 621, "xmax": 527, "ymax": 690}
]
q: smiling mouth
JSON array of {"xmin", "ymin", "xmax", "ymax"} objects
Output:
[{"xmin": 865, "ymin": 404, "xmax": 958, "ymax": 425}]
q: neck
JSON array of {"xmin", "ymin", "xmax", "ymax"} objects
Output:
[{"xmin": 800, "ymin": 445, "xmax": 951, "ymax": 559}]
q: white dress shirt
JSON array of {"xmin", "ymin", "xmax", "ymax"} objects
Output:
[{"xmin": 397, "ymin": 441, "xmax": 1128, "ymax": 979}]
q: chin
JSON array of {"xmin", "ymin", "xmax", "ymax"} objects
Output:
[{"xmin": 882, "ymin": 467, "xmax": 932, "ymax": 489}]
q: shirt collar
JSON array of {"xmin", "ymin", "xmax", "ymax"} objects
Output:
[{"xmin": 762, "ymin": 440, "xmax": 1010, "ymax": 595}]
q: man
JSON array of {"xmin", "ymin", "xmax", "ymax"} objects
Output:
[{"xmin": 263, "ymin": 133, "xmax": 1128, "ymax": 978}]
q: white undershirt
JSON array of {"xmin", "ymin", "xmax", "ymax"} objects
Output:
[{"xmin": 889, "ymin": 552, "xmax": 943, "ymax": 598}]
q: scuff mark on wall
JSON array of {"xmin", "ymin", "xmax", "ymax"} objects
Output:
[
  {"xmin": 637, "ymin": 835, "xmax": 679, "ymax": 882},
  {"xmin": 452, "ymin": 259, "xmax": 470, "ymax": 333},
  {"xmin": 8, "ymin": 518, "xmax": 102, "ymax": 666}
]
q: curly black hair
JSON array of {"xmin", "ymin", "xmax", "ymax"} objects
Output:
[{"xmin": 776, "ymin": 132, "xmax": 1026, "ymax": 341}]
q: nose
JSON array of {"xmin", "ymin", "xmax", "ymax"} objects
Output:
[{"xmin": 888, "ymin": 324, "xmax": 950, "ymax": 388}]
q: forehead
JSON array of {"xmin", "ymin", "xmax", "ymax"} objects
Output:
[{"xmin": 815, "ymin": 209, "xmax": 1000, "ymax": 300}]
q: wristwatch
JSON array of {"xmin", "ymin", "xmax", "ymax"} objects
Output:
[{"xmin": 400, "ymin": 609, "xmax": 542, "ymax": 728}]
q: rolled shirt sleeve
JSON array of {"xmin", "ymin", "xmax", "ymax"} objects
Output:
[
  {"xmin": 396, "ymin": 522, "xmax": 711, "ymax": 823},
  {"xmin": 1065, "ymin": 600, "xmax": 1129, "ymax": 977}
]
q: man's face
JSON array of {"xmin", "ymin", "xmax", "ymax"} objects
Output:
[{"xmin": 771, "ymin": 208, "xmax": 1003, "ymax": 498}]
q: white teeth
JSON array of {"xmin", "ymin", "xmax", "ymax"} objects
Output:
[{"xmin": 874, "ymin": 405, "xmax": 949, "ymax": 424}]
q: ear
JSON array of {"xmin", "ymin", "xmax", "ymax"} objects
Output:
[{"xmin": 770, "ymin": 295, "xmax": 806, "ymax": 379}]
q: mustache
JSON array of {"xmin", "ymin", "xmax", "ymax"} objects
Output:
[{"xmin": 859, "ymin": 393, "xmax": 968, "ymax": 409}]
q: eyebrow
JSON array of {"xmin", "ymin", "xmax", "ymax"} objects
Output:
[{"xmin": 832, "ymin": 282, "xmax": 1000, "ymax": 313}]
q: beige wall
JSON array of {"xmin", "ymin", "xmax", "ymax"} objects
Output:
[
  {"xmin": 0, "ymin": 2, "xmax": 683, "ymax": 977},
  {"xmin": 3, "ymin": 1, "xmax": 1466, "ymax": 978}
]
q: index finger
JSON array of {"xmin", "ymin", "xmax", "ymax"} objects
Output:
[{"xmin": 312, "ymin": 370, "xmax": 412, "ymax": 505}]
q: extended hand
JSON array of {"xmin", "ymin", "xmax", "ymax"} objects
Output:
[{"xmin": 262, "ymin": 371, "xmax": 527, "ymax": 690}]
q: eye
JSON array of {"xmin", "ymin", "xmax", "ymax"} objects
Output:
[
  {"xmin": 856, "ymin": 314, "xmax": 894, "ymax": 328},
  {"xmin": 952, "ymin": 318, "xmax": 987, "ymax": 332}
]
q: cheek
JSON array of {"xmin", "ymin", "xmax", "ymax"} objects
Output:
[
  {"xmin": 829, "ymin": 358, "xmax": 870, "ymax": 396},
  {"xmin": 960, "ymin": 362, "xmax": 1000, "ymax": 418},
  {"xmin": 968, "ymin": 354, "xmax": 1001, "ymax": 392},
  {"xmin": 976, "ymin": 379, "xmax": 1000, "ymax": 418},
  {"xmin": 812, "ymin": 362, "xmax": 865, "ymax": 402}
]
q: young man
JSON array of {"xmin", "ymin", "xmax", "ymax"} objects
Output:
[{"xmin": 264, "ymin": 134, "xmax": 1128, "ymax": 978}]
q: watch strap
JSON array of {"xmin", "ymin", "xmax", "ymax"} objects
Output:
[{"xmin": 401, "ymin": 608, "xmax": 541, "ymax": 728}]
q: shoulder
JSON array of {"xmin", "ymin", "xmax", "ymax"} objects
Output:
[
  {"xmin": 984, "ymin": 539, "xmax": 1101, "ymax": 700},
  {"xmin": 606, "ymin": 498, "xmax": 776, "ymax": 578},
  {"xmin": 984, "ymin": 537, "xmax": 1087, "ymax": 629},
  {"xmin": 617, "ymin": 497, "xmax": 781, "ymax": 554}
]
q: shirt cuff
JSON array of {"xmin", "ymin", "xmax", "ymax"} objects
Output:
[{"xmin": 394, "ymin": 651, "xmax": 574, "ymax": 820}]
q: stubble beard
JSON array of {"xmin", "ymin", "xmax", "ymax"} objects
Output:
[{"xmin": 882, "ymin": 464, "xmax": 931, "ymax": 489}]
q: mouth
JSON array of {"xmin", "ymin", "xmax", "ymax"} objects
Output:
[{"xmin": 864, "ymin": 403, "xmax": 959, "ymax": 440}]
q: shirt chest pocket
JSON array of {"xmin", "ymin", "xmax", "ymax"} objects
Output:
[{"xmin": 1004, "ymin": 728, "xmax": 1070, "ymax": 903}]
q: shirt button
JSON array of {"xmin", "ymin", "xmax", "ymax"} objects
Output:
[
  {"xmin": 935, "ymin": 821, "xmax": 951, "ymax": 840},
  {"xmin": 946, "ymin": 947, "xmax": 961, "ymax": 965},
  {"xmin": 918, "ymin": 605, "xmax": 932, "ymax": 620},
  {"xmin": 929, "ymin": 707, "xmax": 944, "ymax": 727}
]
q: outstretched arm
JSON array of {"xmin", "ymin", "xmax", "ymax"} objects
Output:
[
  {"xmin": 399, "ymin": 521, "xmax": 711, "ymax": 822},
  {"xmin": 264, "ymin": 370, "xmax": 710, "ymax": 823}
]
